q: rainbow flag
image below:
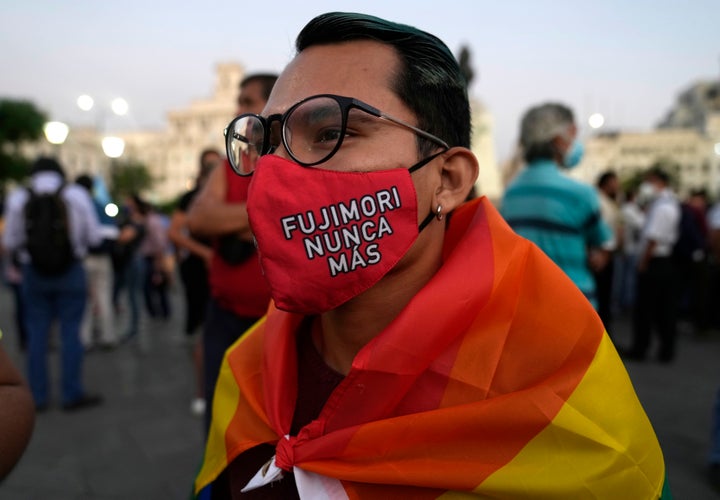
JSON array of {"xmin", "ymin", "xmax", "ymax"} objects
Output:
[{"xmin": 196, "ymin": 197, "xmax": 669, "ymax": 498}]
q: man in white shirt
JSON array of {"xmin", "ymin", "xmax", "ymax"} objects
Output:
[
  {"xmin": 2, "ymin": 157, "xmax": 103, "ymax": 411},
  {"xmin": 623, "ymin": 166, "xmax": 680, "ymax": 363}
]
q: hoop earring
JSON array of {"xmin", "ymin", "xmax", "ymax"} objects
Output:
[{"xmin": 436, "ymin": 205, "xmax": 443, "ymax": 221}]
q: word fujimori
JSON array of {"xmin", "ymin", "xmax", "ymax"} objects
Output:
[{"xmin": 279, "ymin": 187, "xmax": 403, "ymax": 276}]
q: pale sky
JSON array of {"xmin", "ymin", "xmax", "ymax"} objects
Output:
[{"xmin": 1, "ymin": 0, "xmax": 718, "ymax": 161}]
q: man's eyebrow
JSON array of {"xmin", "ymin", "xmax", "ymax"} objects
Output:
[{"xmin": 346, "ymin": 111, "xmax": 378, "ymax": 124}]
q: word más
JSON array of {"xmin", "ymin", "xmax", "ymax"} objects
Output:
[{"xmin": 279, "ymin": 187, "xmax": 403, "ymax": 276}]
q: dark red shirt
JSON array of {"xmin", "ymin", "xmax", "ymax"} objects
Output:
[{"xmin": 208, "ymin": 161, "xmax": 271, "ymax": 318}]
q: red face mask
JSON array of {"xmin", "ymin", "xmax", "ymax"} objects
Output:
[{"xmin": 246, "ymin": 155, "xmax": 437, "ymax": 315}]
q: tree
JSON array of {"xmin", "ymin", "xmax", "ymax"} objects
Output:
[
  {"xmin": 457, "ymin": 45, "xmax": 476, "ymax": 89},
  {"xmin": 0, "ymin": 99, "xmax": 47, "ymax": 186},
  {"xmin": 109, "ymin": 160, "xmax": 154, "ymax": 200}
]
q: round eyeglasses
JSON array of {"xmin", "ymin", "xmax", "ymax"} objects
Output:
[{"xmin": 223, "ymin": 94, "xmax": 449, "ymax": 175}]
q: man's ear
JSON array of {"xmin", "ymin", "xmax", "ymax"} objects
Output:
[{"xmin": 435, "ymin": 147, "xmax": 479, "ymax": 212}]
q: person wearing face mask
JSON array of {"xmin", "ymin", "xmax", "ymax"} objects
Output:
[
  {"xmin": 194, "ymin": 13, "xmax": 668, "ymax": 499},
  {"xmin": 501, "ymin": 103, "xmax": 614, "ymax": 311},
  {"xmin": 187, "ymin": 74, "xmax": 277, "ymax": 434},
  {"xmin": 623, "ymin": 166, "xmax": 681, "ymax": 363}
]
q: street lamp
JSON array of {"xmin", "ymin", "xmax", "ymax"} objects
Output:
[
  {"xmin": 77, "ymin": 94, "xmax": 94, "ymax": 112},
  {"xmin": 110, "ymin": 98, "xmax": 129, "ymax": 116},
  {"xmin": 77, "ymin": 94, "xmax": 128, "ymax": 170},
  {"xmin": 588, "ymin": 113, "xmax": 605, "ymax": 130},
  {"xmin": 76, "ymin": 94, "xmax": 128, "ymax": 131},
  {"xmin": 43, "ymin": 121, "xmax": 69, "ymax": 158},
  {"xmin": 101, "ymin": 136, "xmax": 125, "ymax": 159},
  {"xmin": 43, "ymin": 121, "xmax": 69, "ymax": 145}
]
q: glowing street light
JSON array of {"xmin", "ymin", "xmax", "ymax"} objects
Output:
[
  {"xmin": 111, "ymin": 97, "xmax": 129, "ymax": 116},
  {"xmin": 104, "ymin": 203, "xmax": 119, "ymax": 218},
  {"xmin": 76, "ymin": 95, "xmax": 129, "ymax": 160},
  {"xmin": 588, "ymin": 113, "xmax": 605, "ymax": 130},
  {"xmin": 77, "ymin": 94, "xmax": 95, "ymax": 111},
  {"xmin": 102, "ymin": 136, "xmax": 125, "ymax": 158},
  {"xmin": 715, "ymin": 142, "xmax": 720, "ymax": 156},
  {"xmin": 43, "ymin": 121, "xmax": 69, "ymax": 145},
  {"xmin": 77, "ymin": 94, "xmax": 129, "ymax": 123}
]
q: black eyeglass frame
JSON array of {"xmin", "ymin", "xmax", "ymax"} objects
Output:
[{"xmin": 223, "ymin": 93, "xmax": 450, "ymax": 175}]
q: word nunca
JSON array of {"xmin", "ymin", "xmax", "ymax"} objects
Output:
[{"xmin": 279, "ymin": 187, "xmax": 403, "ymax": 276}]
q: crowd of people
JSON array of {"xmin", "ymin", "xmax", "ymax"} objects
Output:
[
  {"xmin": 6, "ymin": 9, "xmax": 720, "ymax": 497},
  {"xmin": 500, "ymin": 104, "xmax": 720, "ymax": 364}
]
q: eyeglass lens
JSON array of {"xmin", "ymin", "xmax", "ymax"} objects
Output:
[
  {"xmin": 227, "ymin": 116, "xmax": 265, "ymax": 174},
  {"xmin": 227, "ymin": 96, "xmax": 348, "ymax": 174}
]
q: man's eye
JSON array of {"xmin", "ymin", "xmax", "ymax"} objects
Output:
[{"xmin": 313, "ymin": 128, "xmax": 343, "ymax": 145}]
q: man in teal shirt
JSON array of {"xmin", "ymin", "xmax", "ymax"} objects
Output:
[{"xmin": 501, "ymin": 103, "xmax": 613, "ymax": 310}]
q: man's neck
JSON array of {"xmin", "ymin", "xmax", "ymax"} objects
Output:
[{"xmin": 312, "ymin": 239, "xmax": 443, "ymax": 375}]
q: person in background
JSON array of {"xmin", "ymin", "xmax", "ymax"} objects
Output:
[
  {"xmin": 624, "ymin": 166, "xmax": 681, "ymax": 363},
  {"xmin": 140, "ymin": 203, "xmax": 171, "ymax": 321},
  {"xmin": 115, "ymin": 194, "xmax": 148, "ymax": 341},
  {"xmin": 76, "ymin": 174, "xmax": 119, "ymax": 350},
  {"xmin": 194, "ymin": 12, "xmax": 668, "ymax": 498},
  {"xmin": 186, "ymin": 73, "xmax": 276, "ymax": 434},
  {"xmin": 1, "ymin": 250, "xmax": 28, "ymax": 352},
  {"xmin": 2, "ymin": 157, "xmax": 103, "ymax": 411},
  {"xmin": 0, "ymin": 342, "xmax": 35, "ymax": 479},
  {"xmin": 168, "ymin": 147, "xmax": 220, "ymax": 417},
  {"xmin": 615, "ymin": 186, "xmax": 645, "ymax": 314},
  {"xmin": 501, "ymin": 103, "xmax": 614, "ymax": 311},
  {"xmin": 675, "ymin": 188, "xmax": 708, "ymax": 334},
  {"xmin": 704, "ymin": 197, "xmax": 720, "ymax": 333},
  {"xmin": 594, "ymin": 170, "xmax": 621, "ymax": 329},
  {"xmin": 705, "ymin": 198, "xmax": 720, "ymax": 491}
]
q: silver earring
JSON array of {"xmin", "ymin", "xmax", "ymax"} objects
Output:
[{"xmin": 436, "ymin": 205, "xmax": 443, "ymax": 221}]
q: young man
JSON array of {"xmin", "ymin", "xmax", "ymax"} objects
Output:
[
  {"xmin": 195, "ymin": 12, "xmax": 668, "ymax": 498},
  {"xmin": 187, "ymin": 74, "xmax": 277, "ymax": 433}
]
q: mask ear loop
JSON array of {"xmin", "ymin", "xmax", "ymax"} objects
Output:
[
  {"xmin": 411, "ymin": 149, "xmax": 448, "ymax": 232},
  {"xmin": 418, "ymin": 210, "xmax": 435, "ymax": 231},
  {"xmin": 418, "ymin": 205, "xmax": 443, "ymax": 232}
]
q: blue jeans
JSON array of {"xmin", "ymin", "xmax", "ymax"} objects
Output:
[
  {"xmin": 22, "ymin": 261, "xmax": 87, "ymax": 406},
  {"xmin": 123, "ymin": 255, "xmax": 145, "ymax": 337}
]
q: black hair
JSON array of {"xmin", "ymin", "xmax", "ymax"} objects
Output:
[
  {"xmin": 31, "ymin": 156, "xmax": 66, "ymax": 178},
  {"xmin": 646, "ymin": 166, "xmax": 670, "ymax": 184},
  {"xmin": 296, "ymin": 12, "xmax": 470, "ymax": 156},
  {"xmin": 596, "ymin": 170, "xmax": 617, "ymax": 189},
  {"xmin": 130, "ymin": 193, "xmax": 150, "ymax": 216},
  {"xmin": 240, "ymin": 73, "xmax": 279, "ymax": 102},
  {"xmin": 199, "ymin": 147, "xmax": 221, "ymax": 168},
  {"xmin": 76, "ymin": 174, "xmax": 93, "ymax": 192}
]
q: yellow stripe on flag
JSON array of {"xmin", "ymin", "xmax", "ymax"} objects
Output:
[
  {"xmin": 195, "ymin": 320, "xmax": 266, "ymax": 493},
  {"xmin": 472, "ymin": 334, "xmax": 665, "ymax": 498}
]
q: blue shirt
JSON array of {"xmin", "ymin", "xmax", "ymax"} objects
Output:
[{"xmin": 500, "ymin": 159, "xmax": 612, "ymax": 307}]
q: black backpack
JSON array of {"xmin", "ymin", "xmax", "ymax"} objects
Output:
[{"xmin": 24, "ymin": 184, "xmax": 76, "ymax": 275}]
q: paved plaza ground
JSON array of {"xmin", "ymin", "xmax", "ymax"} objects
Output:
[{"xmin": 1, "ymin": 283, "xmax": 719, "ymax": 498}]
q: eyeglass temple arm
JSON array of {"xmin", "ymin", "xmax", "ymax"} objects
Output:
[{"xmin": 377, "ymin": 112, "xmax": 449, "ymax": 149}]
